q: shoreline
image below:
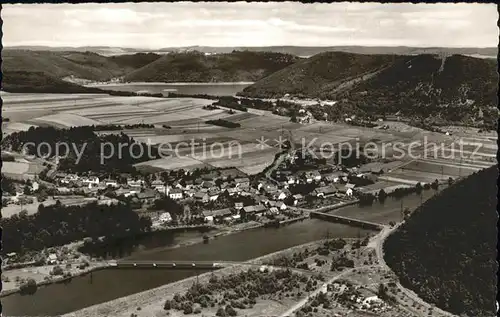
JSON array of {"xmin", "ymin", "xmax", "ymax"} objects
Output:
[
  {"xmin": 62, "ymin": 237, "xmax": 363, "ymax": 317},
  {"xmin": 0, "ymin": 217, "xmax": 300, "ymax": 299},
  {"xmin": 0, "ymin": 263, "xmax": 109, "ymax": 299},
  {"xmin": 85, "ymin": 81, "xmax": 254, "ymax": 87}
]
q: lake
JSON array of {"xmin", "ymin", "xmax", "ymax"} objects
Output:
[{"xmin": 85, "ymin": 82, "xmax": 252, "ymax": 96}]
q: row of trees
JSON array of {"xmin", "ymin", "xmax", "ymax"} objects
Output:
[
  {"xmin": 1, "ymin": 201, "xmax": 151, "ymax": 254},
  {"xmin": 2, "ymin": 126, "xmax": 160, "ymax": 174}
]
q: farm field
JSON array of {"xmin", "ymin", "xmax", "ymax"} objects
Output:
[
  {"xmin": 401, "ymin": 159, "xmax": 483, "ymax": 177},
  {"xmin": 3, "ymin": 93, "xmax": 497, "ymax": 176}
]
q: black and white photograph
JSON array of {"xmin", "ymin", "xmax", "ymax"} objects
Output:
[{"xmin": 0, "ymin": 2, "xmax": 498, "ymax": 317}]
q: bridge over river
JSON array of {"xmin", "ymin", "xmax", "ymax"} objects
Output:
[
  {"xmin": 103, "ymin": 260, "xmax": 246, "ymax": 270},
  {"xmin": 309, "ymin": 211, "xmax": 385, "ymax": 230}
]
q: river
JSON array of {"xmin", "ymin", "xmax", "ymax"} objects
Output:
[
  {"xmin": 85, "ymin": 82, "xmax": 252, "ymax": 96},
  {"xmin": 1, "ymin": 188, "xmax": 441, "ymax": 316}
]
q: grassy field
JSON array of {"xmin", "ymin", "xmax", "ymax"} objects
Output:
[{"xmin": 3, "ymin": 93, "xmax": 496, "ymax": 176}]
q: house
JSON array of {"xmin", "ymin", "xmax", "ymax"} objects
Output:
[
  {"xmin": 309, "ymin": 171, "xmax": 321, "ymax": 182},
  {"xmin": 234, "ymin": 177, "xmax": 250, "ymax": 187},
  {"xmin": 213, "ymin": 208, "xmax": 232, "ymax": 219},
  {"xmin": 194, "ymin": 178, "xmax": 203, "ymax": 186},
  {"xmin": 137, "ymin": 189, "xmax": 158, "ymax": 204},
  {"xmin": 208, "ymin": 189, "xmax": 220, "ymax": 201},
  {"xmin": 194, "ymin": 192, "xmax": 209, "ymax": 203},
  {"xmin": 268, "ymin": 200, "xmax": 287, "ymax": 211},
  {"xmin": 159, "ymin": 212, "xmax": 172, "ymax": 223},
  {"xmin": 346, "ymin": 188, "xmax": 354, "ymax": 197},
  {"xmin": 31, "ymin": 181, "xmax": 40, "ymax": 192},
  {"xmin": 168, "ymin": 188, "xmax": 183, "ymax": 200},
  {"xmin": 277, "ymin": 202, "xmax": 287, "ymax": 211},
  {"xmin": 286, "ymin": 175, "xmax": 297, "ymax": 185},
  {"xmin": 184, "ymin": 180, "xmax": 194, "ymax": 189},
  {"xmin": 47, "ymin": 253, "xmax": 58, "ymax": 264},
  {"xmin": 115, "ymin": 188, "xmax": 138, "ymax": 198},
  {"xmin": 275, "ymin": 189, "xmax": 290, "ymax": 201},
  {"xmin": 314, "ymin": 185, "xmax": 338, "ymax": 197},
  {"xmin": 127, "ymin": 179, "xmax": 144, "ymax": 188},
  {"xmin": 151, "ymin": 180, "xmax": 165, "ymax": 193},
  {"xmin": 103, "ymin": 179, "xmax": 119, "ymax": 188},
  {"xmin": 243, "ymin": 205, "xmax": 266, "ymax": 217},
  {"xmin": 202, "ymin": 181, "xmax": 215, "ymax": 189},
  {"xmin": 269, "ymin": 207, "xmax": 280, "ymax": 214},
  {"xmin": 82, "ymin": 176, "xmax": 100, "ymax": 185},
  {"xmin": 225, "ymin": 187, "xmax": 238, "ymax": 196},
  {"xmin": 234, "ymin": 202, "xmax": 244, "ymax": 210},
  {"xmin": 292, "ymin": 194, "xmax": 304, "ymax": 205},
  {"xmin": 202, "ymin": 210, "xmax": 215, "ymax": 223}
]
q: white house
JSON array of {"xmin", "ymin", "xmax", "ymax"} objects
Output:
[
  {"xmin": 31, "ymin": 181, "xmax": 40, "ymax": 192},
  {"xmin": 104, "ymin": 179, "xmax": 119, "ymax": 188},
  {"xmin": 47, "ymin": 253, "xmax": 58, "ymax": 264},
  {"xmin": 168, "ymin": 188, "xmax": 183, "ymax": 200},
  {"xmin": 208, "ymin": 189, "xmax": 220, "ymax": 201},
  {"xmin": 82, "ymin": 176, "xmax": 99, "ymax": 185},
  {"xmin": 346, "ymin": 188, "xmax": 353, "ymax": 197},
  {"xmin": 276, "ymin": 191, "xmax": 288, "ymax": 201},
  {"xmin": 151, "ymin": 180, "xmax": 166, "ymax": 193},
  {"xmin": 127, "ymin": 179, "xmax": 144, "ymax": 188}
]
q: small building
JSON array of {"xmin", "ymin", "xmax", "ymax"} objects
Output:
[
  {"xmin": 151, "ymin": 180, "xmax": 165, "ymax": 192},
  {"xmin": 225, "ymin": 187, "xmax": 238, "ymax": 196},
  {"xmin": 31, "ymin": 181, "xmax": 40, "ymax": 192},
  {"xmin": 168, "ymin": 188, "xmax": 183, "ymax": 200},
  {"xmin": 314, "ymin": 185, "xmax": 338, "ymax": 197},
  {"xmin": 202, "ymin": 180, "xmax": 215, "ymax": 189},
  {"xmin": 234, "ymin": 177, "xmax": 250, "ymax": 187},
  {"xmin": 194, "ymin": 192, "xmax": 209, "ymax": 203},
  {"xmin": 47, "ymin": 253, "xmax": 58, "ymax": 265},
  {"xmin": 104, "ymin": 179, "xmax": 119, "ymax": 188},
  {"xmin": 234, "ymin": 202, "xmax": 244, "ymax": 210},
  {"xmin": 82, "ymin": 176, "xmax": 100, "ymax": 185},
  {"xmin": 208, "ymin": 189, "xmax": 220, "ymax": 201},
  {"xmin": 127, "ymin": 179, "xmax": 144, "ymax": 188},
  {"xmin": 243, "ymin": 205, "xmax": 266, "ymax": 217},
  {"xmin": 137, "ymin": 189, "xmax": 158, "ymax": 204}
]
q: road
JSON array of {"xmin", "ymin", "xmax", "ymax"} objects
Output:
[
  {"xmin": 265, "ymin": 150, "xmax": 290, "ymax": 185},
  {"xmin": 279, "ymin": 265, "xmax": 378, "ymax": 317}
]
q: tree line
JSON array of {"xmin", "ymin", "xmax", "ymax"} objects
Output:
[{"xmin": 1, "ymin": 201, "xmax": 152, "ymax": 255}]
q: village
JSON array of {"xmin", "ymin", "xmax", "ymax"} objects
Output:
[{"xmin": 1, "ymin": 145, "xmax": 414, "ymax": 232}]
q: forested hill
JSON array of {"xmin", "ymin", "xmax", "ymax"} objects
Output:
[
  {"xmin": 2, "ymin": 49, "xmax": 299, "ymax": 91},
  {"xmin": 2, "ymin": 50, "xmax": 161, "ymax": 82},
  {"xmin": 240, "ymin": 52, "xmax": 498, "ymax": 124},
  {"xmin": 384, "ymin": 166, "xmax": 498, "ymax": 317},
  {"xmin": 123, "ymin": 50, "xmax": 300, "ymax": 82}
]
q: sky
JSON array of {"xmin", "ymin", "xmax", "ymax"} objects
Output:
[{"xmin": 2, "ymin": 2, "xmax": 498, "ymax": 48}]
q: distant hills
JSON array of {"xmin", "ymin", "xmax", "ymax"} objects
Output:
[
  {"xmin": 4, "ymin": 45, "xmax": 497, "ymax": 58},
  {"xmin": 384, "ymin": 166, "xmax": 497, "ymax": 317},
  {"xmin": 1, "ymin": 49, "xmax": 299, "ymax": 92},
  {"xmin": 123, "ymin": 50, "xmax": 300, "ymax": 83},
  {"xmin": 241, "ymin": 52, "xmax": 498, "ymax": 124}
]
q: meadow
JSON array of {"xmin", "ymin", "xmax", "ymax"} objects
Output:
[{"xmin": 2, "ymin": 92, "xmax": 496, "ymax": 177}]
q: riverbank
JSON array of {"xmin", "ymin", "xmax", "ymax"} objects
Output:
[
  {"xmin": 0, "ymin": 261, "xmax": 108, "ymax": 298},
  {"xmin": 0, "ymin": 217, "xmax": 304, "ymax": 299},
  {"xmin": 61, "ymin": 237, "xmax": 363, "ymax": 317}
]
